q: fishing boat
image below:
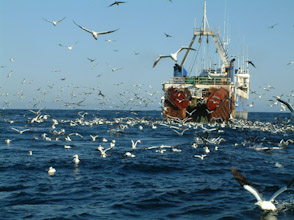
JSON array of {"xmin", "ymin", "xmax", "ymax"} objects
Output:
[{"xmin": 159, "ymin": 0, "xmax": 250, "ymax": 123}]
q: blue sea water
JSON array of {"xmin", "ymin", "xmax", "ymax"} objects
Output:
[{"xmin": 0, "ymin": 110, "xmax": 294, "ymax": 220}]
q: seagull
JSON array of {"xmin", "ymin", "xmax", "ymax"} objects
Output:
[
  {"xmin": 10, "ymin": 127, "xmax": 30, "ymax": 134},
  {"xmin": 108, "ymin": 1, "xmax": 126, "ymax": 7},
  {"xmin": 59, "ymin": 41, "xmax": 78, "ymax": 50},
  {"xmin": 248, "ymin": 102, "xmax": 254, "ymax": 108},
  {"xmin": 5, "ymin": 139, "xmax": 11, "ymax": 144},
  {"xmin": 287, "ymin": 61, "xmax": 294, "ymax": 65},
  {"xmin": 108, "ymin": 64, "xmax": 123, "ymax": 72},
  {"xmin": 124, "ymin": 152, "xmax": 135, "ymax": 157},
  {"xmin": 131, "ymin": 139, "xmax": 142, "ymax": 149},
  {"xmin": 97, "ymin": 144, "xmax": 114, "ymax": 158},
  {"xmin": 204, "ymin": 146, "xmax": 210, "ymax": 154},
  {"xmin": 43, "ymin": 17, "xmax": 66, "ymax": 26},
  {"xmin": 231, "ymin": 166, "xmax": 294, "ymax": 211},
  {"xmin": 73, "ymin": 154, "xmax": 80, "ymax": 165},
  {"xmin": 90, "ymin": 135, "xmax": 99, "ymax": 142},
  {"xmin": 268, "ymin": 23, "xmax": 278, "ymax": 29},
  {"xmin": 276, "ymin": 98, "xmax": 294, "ymax": 113},
  {"xmin": 164, "ymin": 32, "xmax": 173, "ymax": 38},
  {"xmin": 246, "ymin": 60, "xmax": 256, "ymax": 68},
  {"xmin": 171, "ymin": 128, "xmax": 189, "ymax": 136},
  {"xmin": 73, "ymin": 20, "xmax": 119, "ymax": 40},
  {"xmin": 153, "ymin": 47, "xmax": 195, "ymax": 67},
  {"xmin": 105, "ymin": 39, "xmax": 115, "ymax": 43},
  {"xmin": 87, "ymin": 57, "xmax": 96, "ymax": 62},
  {"xmin": 7, "ymin": 71, "xmax": 13, "ymax": 78},
  {"xmin": 48, "ymin": 167, "xmax": 56, "ymax": 175},
  {"xmin": 194, "ymin": 154, "xmax": 207, "ymax": 160}
]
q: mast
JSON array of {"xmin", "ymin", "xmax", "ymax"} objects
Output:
[
  {"xmin": 180, "ymin": 0, "xmax": 229, "ymax": 68},
  {"xmin": 202, "ymin": 0, "xmax": 208, "ymax": 32}
]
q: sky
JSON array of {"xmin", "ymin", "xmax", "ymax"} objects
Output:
[{"xmin": 0, "ymin": 0, "xmax": 294, "ymax": 112}]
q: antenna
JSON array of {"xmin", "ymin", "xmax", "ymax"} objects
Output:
[{"xmin": 202, "ymin": 0, "xmax": 210, "ymax": 32}]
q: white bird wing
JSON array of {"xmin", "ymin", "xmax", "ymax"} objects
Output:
[
  {"xmin": 175, "ymin": 46, "xmax": 196, "ymax": 55},
  {"xmin": 131, "ymin": 139, "xmax": 135, "ymax": 147},
  {"xmin": 270, "ymin": 177, "xmax": 294, "ymax": 202},
  {"xmin": 244, "ymin": 184, "xmax": 264, "ymax": 202},
  {"xmin": 56, "ymin": 17, "xmax": 66, "ymax": 23},
  {"xmin": 277, "ymin": 98, "xmax": 294, "ymax": 112},
  {"xmin": 11, "ymin": 127, "xmax": 20, "ymax": 132},
  {"xmin": 97, "ymin": 28, "xmax": 119, "ymax": 35},
  {"xmin": 104, "ymin": 146, "xmax": 113, "ymax": 152},
  {"xmin": 42, "ymin": 18, "xmax": 53, "ymax": 24},
  {"xmin": 153, "ymin": 55, "xmax": 170, "ymax": 67},
  {"xmin": 72, "ymin": 41, "xmax": 79, "ymax": 46},
  {"xmin": 73, "ymin": 20, "xmax": 92, "ymax": 34},
  {"xmin": 231, "ymin": 166, "xmax": 264, "ymax": 202}
]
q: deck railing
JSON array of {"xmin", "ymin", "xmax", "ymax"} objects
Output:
[{"xmin": 169, "ymin": 77, "xmax": 231, "ymax": 85}]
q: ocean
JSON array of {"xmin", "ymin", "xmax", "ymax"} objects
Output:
[{"xmin": 0, "ymin": 110, "xmax": 294, "ymax": 220}]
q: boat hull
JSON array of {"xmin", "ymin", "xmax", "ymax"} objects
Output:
[{"xmin": 163, "ymin": 86, "xmax": 234, "ymax": 123}]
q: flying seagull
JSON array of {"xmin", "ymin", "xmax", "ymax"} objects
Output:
[
  {"xmin": 73, "ymin": 20, "xmax": 119, "ymax": 40},
  {"xmin": 43, "ymin": 17, "xmax": 66, "ymax": 26},
  {"xmin": 276, "ymin": 98, "xmax": 294, "ymax": 113},
  {"xmin": 231, "ymin": 166, "xmax": 294, "ymax": 211},
  {"xmin": 246, "ymin": 60, "xmax": 256, "ymax": 68},
  {"xmin": 268, "ymin": 23, "xmax": 278, "ymax": 29},
  {"xmin": 87, "ymin": 57, "xmax": 96, "ymax": 62},
  {"xmin": 164, "ymin": 32, "xmax": 173, "ymax": 38},
  {"xmin": 108, "ymin": 1, "xmax": 126, "ymax": 7},
  {"xmin": 287, "ymin": 61, "xmax": 294, "ymax": 65},
  {"xmin": 58, "ymin": 41, "xmax": 78, "ymax": 50},
  {"xmin": 10, "ymin": 127, "xmax": 31, "ymax": 134},
  {"xmin": 153, "ymin": 46, "xmax": 195, "ymax": 68},
  {"xmin": 108, "ymin": 64, "xmax": 123, "ymax": 72}
]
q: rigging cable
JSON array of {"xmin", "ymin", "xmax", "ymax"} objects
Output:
[{"xmin": 187, "ymin": 37, "xmax": 202, "ymax": 76}]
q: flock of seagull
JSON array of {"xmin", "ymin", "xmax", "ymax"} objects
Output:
[
  {"xmin": 2, "ymin": 105, "xmax": 294, "ymax": 212},
  {"xmin": 1, "ymin": 1, "xmax": 294, "ymax": 216}
]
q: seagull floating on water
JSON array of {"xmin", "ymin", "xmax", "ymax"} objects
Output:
[
  {"xmin": 231, "ymin": 166, "xmax": 294, "ymax": 211},
  {"xmin": 153, "ymin": 46, "xmax": 195, "ymax": 67},
  {"xmin": 73, "ymin": 154, "xmax": 80, "ymax": 165},
  {"xmin": 73, "ymin": 20, "xmax": 119, "ymax": 40},
  {"xmin": 124, "ymin": 152, "xmax": 135, "ymax": 157},
  {"xmin": 48, "ymin": 167, "xmax": 56, "ymax": 175}
]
